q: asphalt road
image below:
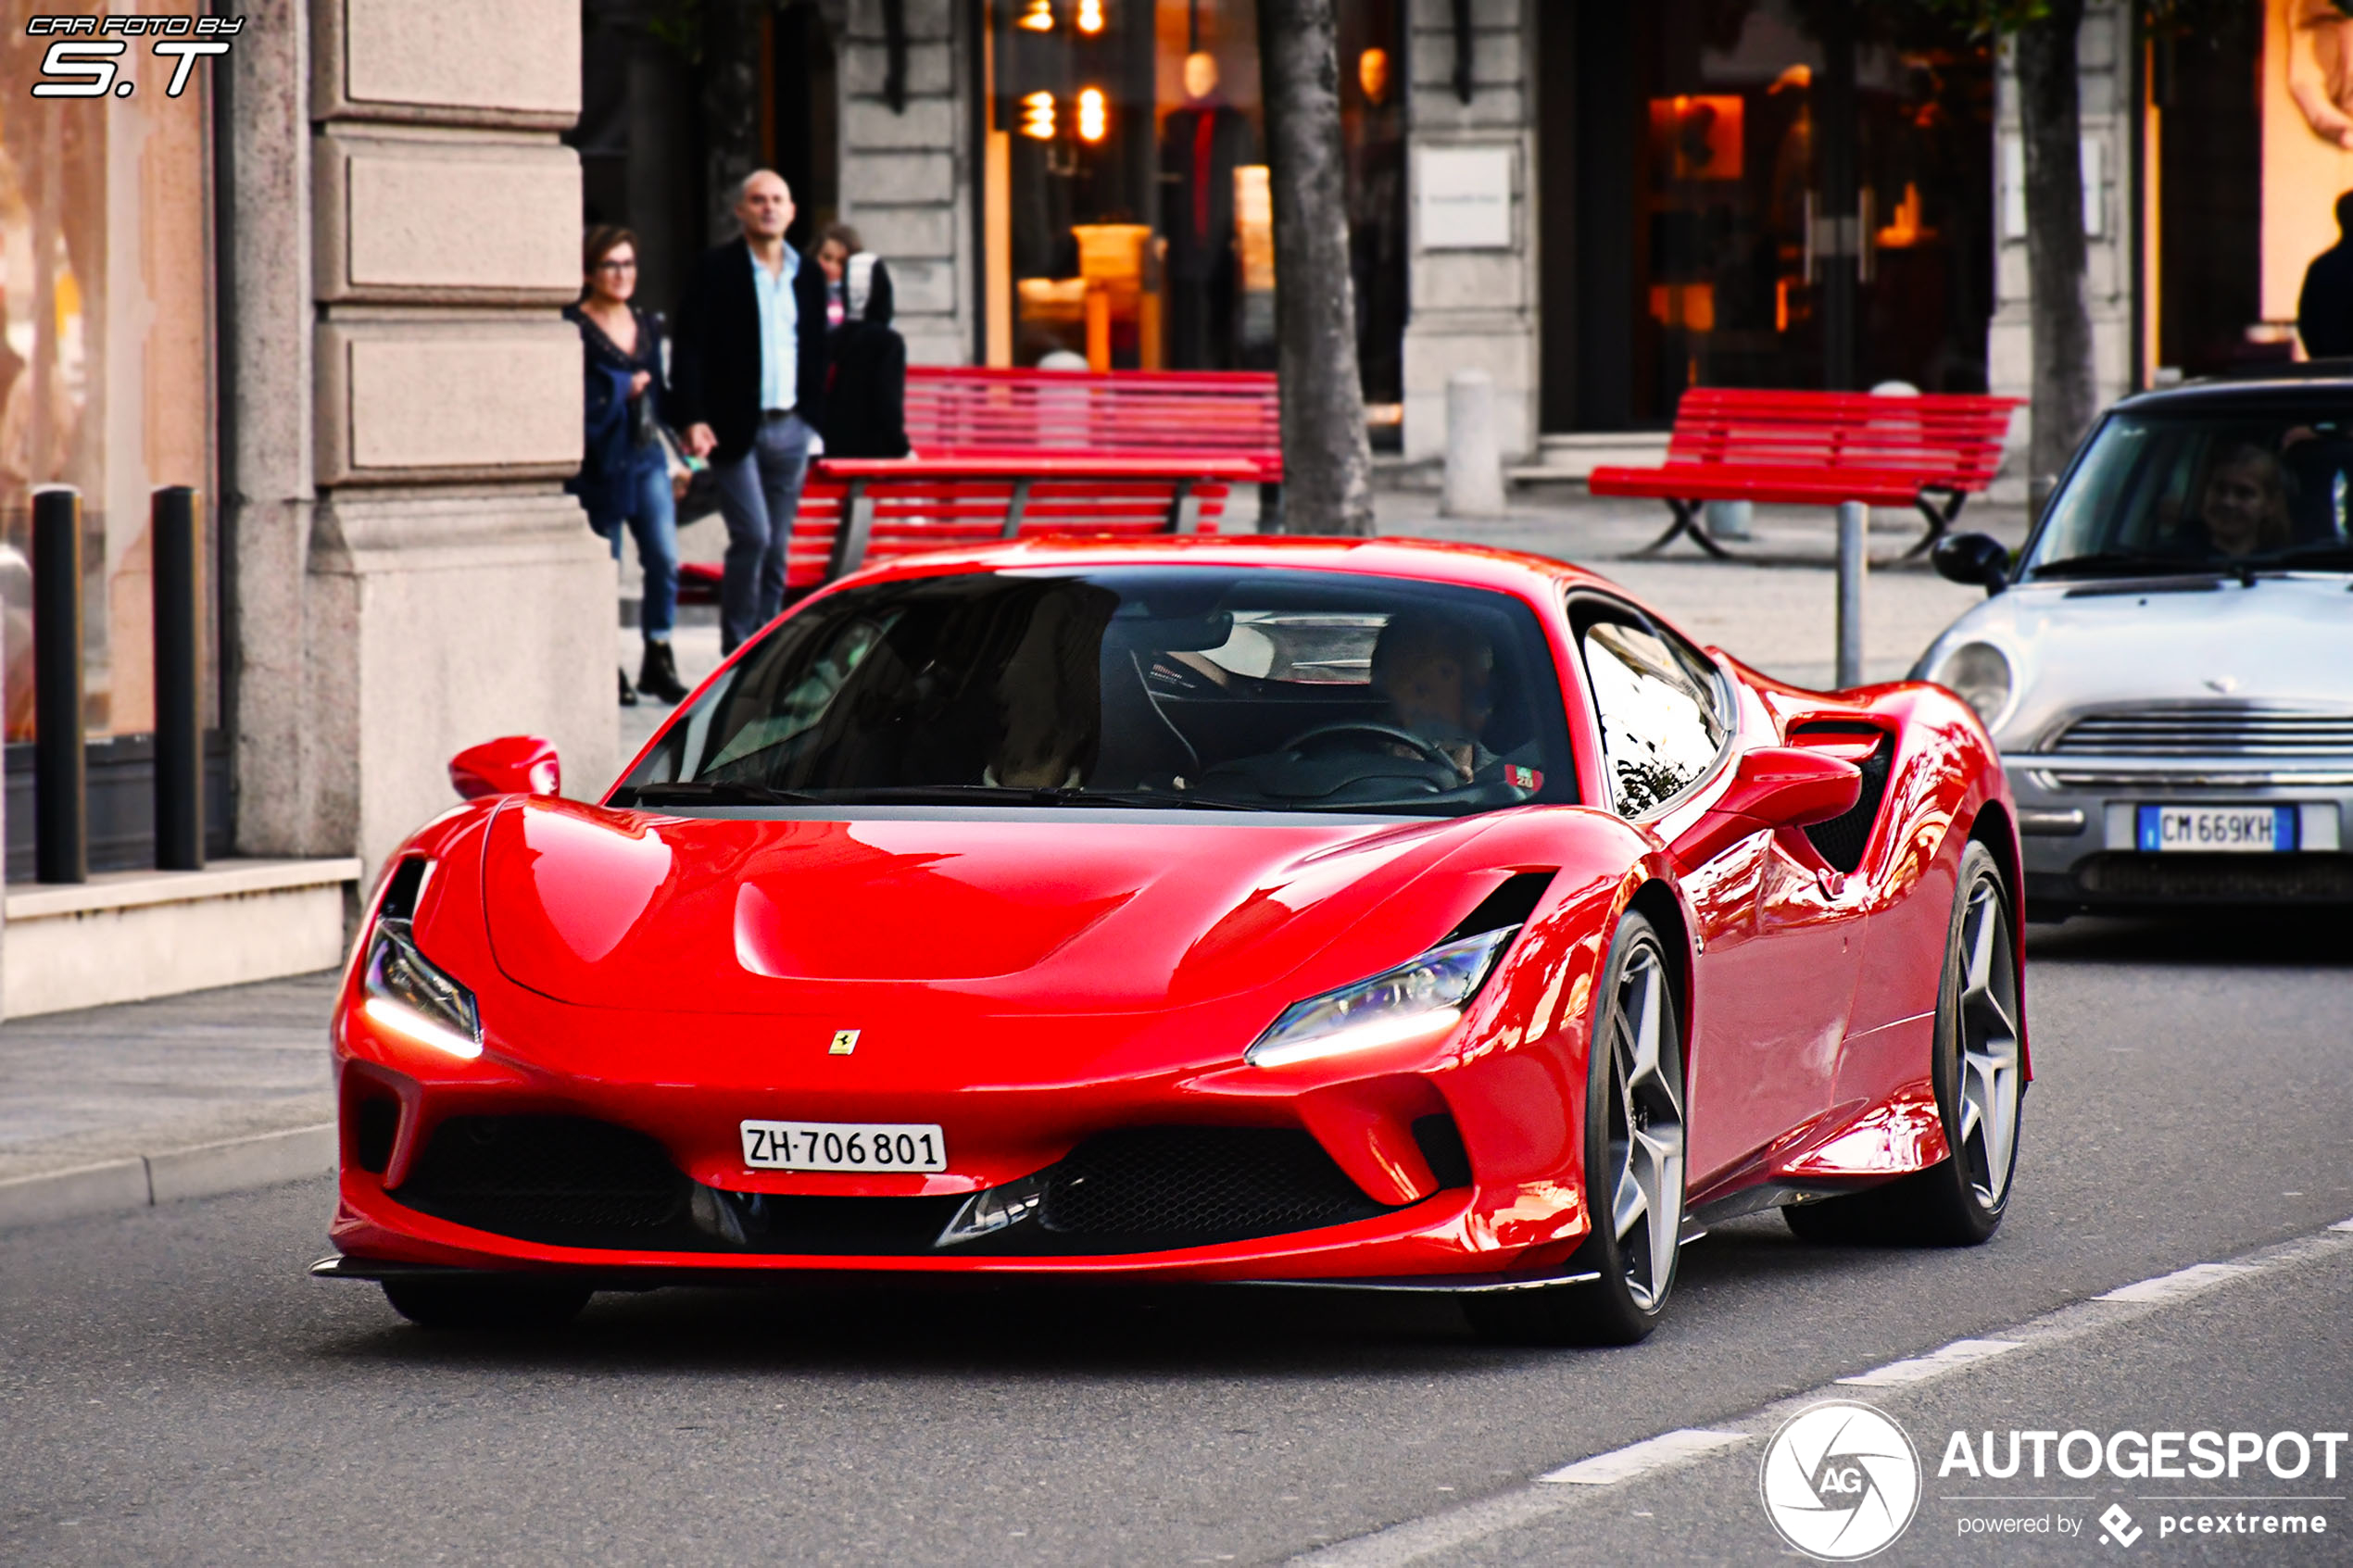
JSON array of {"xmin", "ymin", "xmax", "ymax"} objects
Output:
[{"xmin": 5, "ymin": 913, "xmax": 2350, "ymax": 1568}]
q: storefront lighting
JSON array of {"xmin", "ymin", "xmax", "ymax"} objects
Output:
[
  {"xmin": 1076, "ymin": 0, "xmax": 1104, "ymax": 33},
  {"xmin": 1020, "ymin": 90, "xmax": 1056, "ymax": 140},
  {"xmin": 1017, "ymin": 0, "xmax": 1055, "ymax": 31},
  {"xmin": 1076, "ymin": 87, "xmax": 1108, "ymax": 143}
]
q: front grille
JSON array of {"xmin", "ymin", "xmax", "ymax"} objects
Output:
[
  {"xmin": 2051, "ymin": 708, "xmax": 2353, "ymax": 759},
  {"xmin": 2075, "ymin": 853, "xmax": 2353, "ymax": 902},
  {"xmin": 388, "ymin": 1115, "xmax": 1404, "ymax": 1257},
  {"xmin": 1038, "ymin": 1126, "xmax": 1391, "ymax": 1245},
  {"xmin": 394, "ymin": 1116, "xmax": 692, "ymax": 1244}
]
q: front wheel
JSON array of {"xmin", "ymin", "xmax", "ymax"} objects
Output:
[
  {"xmin": 1467, "ymin": 912, "xmax": 1686, "ymax": 1346},
  {"xmin": 1785, "ymin": 839, "xmax": 2024, "ymax": 1246}
]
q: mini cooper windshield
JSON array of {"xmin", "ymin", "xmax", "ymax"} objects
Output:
[
  {"xmin": 2026, "ymin": 409, "xmax": 2353, "ymax": 579},
  {"xmin": 616, "ymin": 567, "xmax": 1579, "ymax": 815}
]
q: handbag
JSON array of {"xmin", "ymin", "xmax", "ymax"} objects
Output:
[{"xmin": 659, "ymin": 421, "xmax": 724, "ymax": 522}]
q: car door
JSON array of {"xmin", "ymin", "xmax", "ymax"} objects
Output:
[{"xmin": 1572, "ymin": 606, "xmax": 1855, "ymax": 1186}]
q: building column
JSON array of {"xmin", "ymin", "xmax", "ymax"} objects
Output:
[
  {"xmin": 840, "ymin": 0, "xmax": 972, "ymax": 366},
  {"xmin": 1988, "ymin": 0, "xmax": 2134, "ymax": 493},
  {"xmin": 233, "ymin": 0, "xmax": 612, "ymax": 878},
  {"xmin": 1400, "ymin": 0, "xmax": 1539, "ymax": 465}
]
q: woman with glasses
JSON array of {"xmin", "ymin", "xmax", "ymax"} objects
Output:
[{"xmin": 567, "ymin": 225, "xmax": 688, "ymax": 706}]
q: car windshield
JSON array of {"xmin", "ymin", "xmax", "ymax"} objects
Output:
[
  {"xmin": 2022, "ymin": 408, "xmax": 2353, "ymax": 579},
  {"xmin": 615, "ymin": 567, "xmax": 1578, "ymax": 815}
]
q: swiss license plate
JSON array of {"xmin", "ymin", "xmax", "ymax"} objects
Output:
[
  {"xmin": 2135, "ymin": 805, "xmax": 2299, "ymax": 854},
  {"xmin": 739, "ymin": 1120, "xmax": 947, "ymax": 1173}
]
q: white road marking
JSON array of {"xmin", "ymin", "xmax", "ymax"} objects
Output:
[
  {"xmin": 1538, "ymin": 1429, "xmax": 1749, "ymax": 1485},
  {"xmin": 2094, "ymin": 1261, "xmax": 2256, "ymax": 1303},
  {"xmin": 1835, "ymin": 1336, "xmax": 2022, "ymax": 1386},
  {"xmin": 1288, "ymin": 1221, "xmax": 2353, "ymax": 1568}
]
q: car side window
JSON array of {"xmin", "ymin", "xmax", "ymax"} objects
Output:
[{"xmin": 1579, "ymin": 616, "xmax": 1728, "ymax": 816}]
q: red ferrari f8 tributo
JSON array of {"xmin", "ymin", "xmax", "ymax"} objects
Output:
[{"xmin": 317, "ymin": 538, "xmax": 2027, "ymax": 1343}]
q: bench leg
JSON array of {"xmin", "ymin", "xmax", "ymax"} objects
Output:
[
  {"xmin": 1636, "ymin": 499, "xmax": 1732, "ymax": 559},
  {"xmin": 1904, "ymin": 490, "xmax": 1966, "ymax": 558}
]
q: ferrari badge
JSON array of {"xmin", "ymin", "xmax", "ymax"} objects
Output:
[{"xmin": 829, "ymin": 1029, "xmax": 861, "ymax": 1056}]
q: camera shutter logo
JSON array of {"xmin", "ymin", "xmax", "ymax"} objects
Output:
[{"xmin": 1758, "ymin": 1401, "xmax": 1922, "ymax": 1560}]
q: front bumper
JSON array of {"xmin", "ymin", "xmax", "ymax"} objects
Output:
[{"xmin": 2003, "ymin": 756, "xmax": 2353, "ymax": 911}]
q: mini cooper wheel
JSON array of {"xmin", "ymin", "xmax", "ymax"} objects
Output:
[
  {"xmin": 1785, "ymin": 840, "xmax": 2023, "ymax": 1247},
  {"xmin": 1467, "ymin": 912, "xmax": 1687, "ymax": 1347},
  {"xmin": 381, "ymin": 1276, "xmax": 594, "ymax": 1332}
]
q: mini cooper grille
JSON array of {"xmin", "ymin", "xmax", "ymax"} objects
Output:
[
  {"xmin": 2051, "ymin": 709, "xmax": 2353, "ymax": 758},
  {"xmin": 2076, "ymin": 853, "xmax": 2353, "ymax": 902},
  {"xmin": 1039, "ymin": 1126, "xmax": 1391, "ymax": 1244},
  {"xmin": 395, "ymin": 1116, "xmax": 690, "ymax": 1241}
]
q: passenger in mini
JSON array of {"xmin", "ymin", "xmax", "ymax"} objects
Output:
[{"xmin": 2190, "ymin": 444, "xmax": 2296, "ymax": 557}]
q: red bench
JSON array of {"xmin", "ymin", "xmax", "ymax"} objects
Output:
[
  {"xmin": 1588, "ymin": 387, "xmax": 2023, "ymax": 559},
  {"xmin": 675, "ymin": 454, "xmax": 1258, "ymax": 601},
  {"xmin": 904, "ymin": 366, "xmax": 1283, "ymax": 483}
]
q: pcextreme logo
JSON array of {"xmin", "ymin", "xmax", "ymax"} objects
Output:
[{"xmin": 1759, "ymin": 1401, "xmax": 1922, "ymax": 1561}]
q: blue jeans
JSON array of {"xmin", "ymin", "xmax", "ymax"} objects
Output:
[
  {"xmin": 712, "ymin": 411, "xmax": 815, "ymax": 652},
  {"xmin": 588, "ymin": 441, "xmax": 680, "ymax": 639}
]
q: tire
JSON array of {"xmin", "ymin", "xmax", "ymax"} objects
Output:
[
  {"xmin": 381, "ymin": 1275, "xmax": 594, "ymax": 1332},
  {"xmin": 1783, "ymin": 840, "xmax": 2024, "ymax": 1247},
  {"xmin": 1466, "ymin": 912, "xmax": 1687, "ymax": 1347}
]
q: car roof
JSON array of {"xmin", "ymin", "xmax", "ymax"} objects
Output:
[
  {"xmin": 833, "ymin": 533, "xmax": 1630, "ymax": 603},
  {"xmin": 2114, "ymin": 359, "xmax": 2353, "ymax": 414}
]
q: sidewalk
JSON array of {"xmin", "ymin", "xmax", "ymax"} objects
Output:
[
  {"xmin": 0, "ymin": 972, "xmax": 339, "ymax": 1230},
  {"xmin": 5, "ymin": 486, "xmax": 2019, "ymax": 1233}
]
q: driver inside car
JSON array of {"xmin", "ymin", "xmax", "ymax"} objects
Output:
[{"xmin": 1371, "ymin": 609, "xmax": 1497, "ymax": 784}]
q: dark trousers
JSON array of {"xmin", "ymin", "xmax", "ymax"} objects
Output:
[{"xmin": 712, "ymin": 411, "xmax": 815, "ymax": 652}]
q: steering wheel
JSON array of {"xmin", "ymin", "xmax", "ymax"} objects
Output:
[{"xmin": 1278, "ymin": 721, "xmax": 1461, "ymax": 771}]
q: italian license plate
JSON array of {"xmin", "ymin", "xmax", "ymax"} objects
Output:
[
  {"xmin": 2135, "ymin": 805, "xmax": 2299, "ymax": 853},
  {"xmin": 739, "ymin": 1120, "xmax": 947, "ymax": 1173}
]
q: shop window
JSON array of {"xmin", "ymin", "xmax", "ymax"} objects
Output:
[
  {"xmin": 1554, "ymin": 0, "xmax": 1993, "ymax": 428},
  {"xmin": 0, "ymin": 19, "xmax": 217, "ymax": 750},
  {"xmin": 980, "ymin": 0, "xmax": 1404, "ymax": 394}
]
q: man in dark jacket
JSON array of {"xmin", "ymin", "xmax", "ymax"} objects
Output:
[
  {"xmin": 2297, "ymin": 191, "xmax": 2353, "ymax": 361},
  {"xmin": 671, "ymin": 169, "xmax": 832, "ymax": 652}
]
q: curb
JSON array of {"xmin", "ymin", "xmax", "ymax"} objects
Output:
[{"xmin": 0, "ymin": 1123, "xmax": 335, "ymax": 1233}]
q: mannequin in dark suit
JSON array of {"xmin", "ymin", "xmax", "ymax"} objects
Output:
[{"xmin": 1160, "ymin": 52, "xmax": 1255, "ymax": 370}]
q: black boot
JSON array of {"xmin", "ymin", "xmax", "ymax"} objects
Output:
[
  {"xmin": 618, "ymin": 667, "xmax": 639, "ymax": 707},
  {"xmin": 637, "ymin": 638, "xmax": 689, "ymax": 705}
]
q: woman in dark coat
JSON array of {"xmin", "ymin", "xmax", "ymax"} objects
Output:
[
  {"xmin": 566, "ymin": 225, "xmax": 687, "ymax": 705},
  {"xmin": 812, "ymin": 224, "xmax": 911, "ymax": 460}
]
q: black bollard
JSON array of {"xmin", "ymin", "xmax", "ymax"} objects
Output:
[
  {"xmin": 31, "ymin": 485, "xmax": 86, "ymax": 884},
  {"xmin": 152, "ymin": 486, "xmax": 205, "ymax": 870}
]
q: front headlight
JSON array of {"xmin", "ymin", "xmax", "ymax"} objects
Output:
[
  {"xmin": 362, "ymin": 917, "xmax": 484, "ymax": 1060},
  {"xmin": 1244, "ymin": 926, "xmax": 1518, "ymax": 1069},
  {"xmin": 1931, "ymin": 641, "xmax": 2014, "ymax": 732}
]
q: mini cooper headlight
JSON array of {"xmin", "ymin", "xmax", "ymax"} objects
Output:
[
  {"xmin": 362, "ymin": 917, "xmax": 483, "ymax": 1060},
  {"xmin": 1931, "ymin": 640, "xmax": 2014, "ymax": 732},
  {"xmin": 1244, "ymin": 926, "xmax": 1518, "ymax": 1070}
]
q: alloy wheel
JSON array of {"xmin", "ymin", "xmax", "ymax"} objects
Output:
[
  {"xmin": 1953, "ymin": 877, "xmax": 2022, "ymax": 1207},
  {"xmin": 1605, "ymin": 942, "xmax": 1685, "ymax": 1311}
]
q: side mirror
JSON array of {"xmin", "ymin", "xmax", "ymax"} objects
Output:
[
  {"xmin": 449, "ymin": 735, "xmax": 561, "ymax": 800},
  {"xmin": 1672, "ymin": 746, "xmax": 1862, "ymax": 868},
  {"xmin": 1931, "ymin": 532, "xmax": 2011, "ymax": 595}
]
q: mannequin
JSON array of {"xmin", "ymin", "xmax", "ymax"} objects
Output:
[{"xmin": 1160, "ymin": 51, "xmax": 1256, "ymax": 368}]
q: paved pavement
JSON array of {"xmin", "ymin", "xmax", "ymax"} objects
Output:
[{"xmin": 4, "ymin": 911, "xmax": 2347, "ymax": 1566}]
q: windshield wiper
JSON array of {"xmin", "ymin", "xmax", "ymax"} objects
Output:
[
  {"xmin": 2027, "ymin": 550, "xmax": 2220, "ymax": 581},
  {"xmin": 615, "ymin": 781, "xmax": 822, "ymax": 806},
  {"xmin": 2251, "ymin": 543, "xmax": 2353, "ymax": 572}
]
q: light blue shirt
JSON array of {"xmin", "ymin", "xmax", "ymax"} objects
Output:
[{"xmin": 749, "ymin": 243, "xmax": 799, "ymax": 413}]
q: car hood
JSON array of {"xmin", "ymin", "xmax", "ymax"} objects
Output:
[
  {"xmin": 1918, "ymin": 574, "xmax": 2353, "ymax": 749},
  {"xmin": 480, "ymin": 800, "xmax": 1496, "ymax": 1012}
]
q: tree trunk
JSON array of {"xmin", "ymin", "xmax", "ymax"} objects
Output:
[
  {"xmin": 1256, "ymin": 0, "xmax": 1374, "ymax": 535},
  {"xmin": 2015, "ymin": 0, "xmax": 2096, "ymax": 506}
]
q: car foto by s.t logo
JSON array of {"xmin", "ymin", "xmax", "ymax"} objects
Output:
[
  {"xmin": 1760, "ymin": 1401, "xmax": 1923, "ymax": 1561},
  {"xmin": 26, "ymin": 15, "xmax": 240, "ymax": 101}
]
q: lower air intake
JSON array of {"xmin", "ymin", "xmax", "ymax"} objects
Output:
[
  {"xmin": 2076, "ymin": 853, "xmax": 2353, "ymax": 902},
  {"xmin": 1038, "ymin": 1125, "xmax": 1390, "ymax": 1246},
  {"xmin": 394, "ymin": 1116, "xmax": 690, "ymax": 1244}
]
